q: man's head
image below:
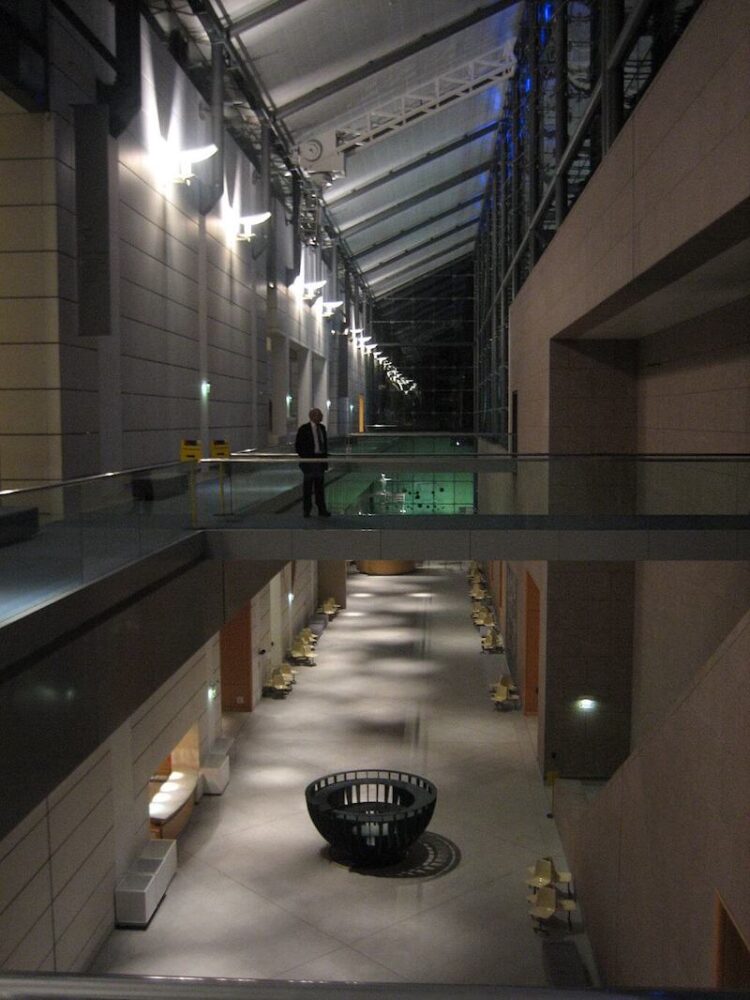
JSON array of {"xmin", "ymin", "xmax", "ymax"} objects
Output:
[{"xmin": 309, "ymin": 408, "xmax": 323, "ymax": 424}]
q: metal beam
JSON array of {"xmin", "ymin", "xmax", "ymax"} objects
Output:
[
  {"xmin": 362, "ymin": 218, "xmax": 480, "ymax": 274},
  {"xmin": 372, "ymin": 252, "xmax": 475, "ymax": 297},
  {"xmin": 327, "ymin": 122, "xmax": 496, "ymax": 208},
  {"xmin": 229, "ymin": 0, "xmax": 312, "ymax": 36},
  {"xmin": 370, "ymin": 241, "xmax": 475, "ymax": 289},
  {"xmin": 275, "ymin": 0, "xmax": 521, "ymax": 118},
  {"xmin": 343, "ymin": 161, "xmax": 492, "ymax": 239},
  {"xmin": 356, "ymin": 195, "xmax": 484, "ymax": 259}
]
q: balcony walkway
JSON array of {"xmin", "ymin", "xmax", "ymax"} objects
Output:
[{"xmin": 1, "ymin": 449, "xmax": 748, "ymax": 629}]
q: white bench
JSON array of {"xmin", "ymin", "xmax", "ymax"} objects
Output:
[{"xmin": 115, "ymin": 839, "xmax": 177, "ymax": 927}]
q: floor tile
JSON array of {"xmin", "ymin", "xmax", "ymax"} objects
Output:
[{"xmin": 92, "ymin": 563, "xmax": 593, "ymax": 986}]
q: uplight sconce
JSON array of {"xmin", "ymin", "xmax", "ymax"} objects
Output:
[
  {"xmin": 207, "ymin": 683, "xmax": 218, "ymax": 702},
  {"xmin": 303, "ymin": 280, "xmax": 326, "ymax": 303},
  {"xmin": 326, "ymin": 399, "xmax": 331, "ymax": 409},
  {"xmin": 201, "ymin": 380, "xmax": 211, "ymax": 398},
  {"xmin": 174, "ymin": 143, "xmax": 218, "ymax": 184},
  {"xmin": 321, "ymin": 300, "xmax": 343, "ymax": 318},
  {"xmin": 236, "ymin": 211, "xmax": 271, "ymax": 241}
]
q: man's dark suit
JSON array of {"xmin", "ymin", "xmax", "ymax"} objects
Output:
[{"xmin": 295, "ymin": 421, "xmax": 329, "ymax": 515}]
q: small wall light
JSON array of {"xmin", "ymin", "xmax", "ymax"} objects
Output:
[
  {"xmin": 321, "ymin": 300, "xmax": 343, "ymax": 317},
  {"xmin": 326, "ymin": 399, "xmax": 332, "ymax": 409},
  {"xmin": 174, "ymin": 143, "xmax": 218, "ymax": 184},
  {"xmin": 201, "ymin": 380, "xmax": 211, "ymax": 397},
  {"xmin": 576, "ymin": 697, "xmax": 597, "ymax": 713},
  {"xmin": 207, "ymin": 683, "xmax": 218, "ymax": 702},
  {"xmin": 303, "ymin": 280, "xmax": 326, "ymax": 303},
  {"xmin": 236, "ymin": 210, "xmax": 271, "ymax": 241},
  {"xmin": 288, "ymin": 591, "xmax": 294, "ymax": 605}
]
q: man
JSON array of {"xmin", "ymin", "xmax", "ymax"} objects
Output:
[{"xmin": 295, "ymin": 407, "xmax": 331, "ymax": 517}]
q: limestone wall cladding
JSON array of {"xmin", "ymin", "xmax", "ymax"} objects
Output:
[
  {"xmin": 505, "ymin": 0, "xmax": 750, "ymax": 760},
  {"xmin": 559, "ymin": 609, "xmax": 750, "ymax": 988},
  {"xmin": 509, "ymin": 0, "xmax": 750, "ymax": 454},
  {"xmin": 0, "ymin": 636, "xmax": 220, "ymax": 974},
  {"xmin": 0, "ymin": 8, "xmax": 338, "ymax": 484}
]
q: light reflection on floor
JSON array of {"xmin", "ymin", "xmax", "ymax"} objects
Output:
[{"xmin": 91, "ymin": 563, "xmax": 595, "ymax": 986}]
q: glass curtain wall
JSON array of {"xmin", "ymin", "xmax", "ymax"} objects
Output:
[{"xmin": 475, "ymin": 0, "xmax": 704, "ymax": 443}]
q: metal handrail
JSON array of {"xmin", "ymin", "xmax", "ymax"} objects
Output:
[
  {"xmin": 0, "ymin": 972, "xmax": 729, "ymax": 1000},
  {"xmin": 1, "ymin": 452, "xmax": 748, "ymax": 499},
  {"xmin": 0, "ymin": 461, "xmax": 188, "ymax": 498},
  {"xmin": 205, "ymin": 453, "xmax": 750, "ymax": 464}
]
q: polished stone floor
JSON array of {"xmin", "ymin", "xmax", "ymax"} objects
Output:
[{"xmin": 92, "ymin": 563, "xmax": 594, "ymax": 986}]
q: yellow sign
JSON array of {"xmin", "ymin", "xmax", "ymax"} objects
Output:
[
  {"xmin": 180, "ymin": 439, "xmax": 202, "ymax": 461},
  {"xmin": 210, "ymin": 439, "xmax": 231, "ymax": 458}
]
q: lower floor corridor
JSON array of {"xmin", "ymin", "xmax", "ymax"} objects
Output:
[{"xmin": 92, "ymin": 563, "xmax": 593, "ymax": 986}]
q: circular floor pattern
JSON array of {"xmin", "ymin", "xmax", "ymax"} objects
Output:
[{"xmin": 329, "ymin": 831, "xmax": 461, "ymax": 880}]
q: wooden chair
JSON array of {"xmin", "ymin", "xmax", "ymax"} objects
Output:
[
  {"xmin": 289, "ymin": 642, "xmax": 316, "ymax": 665},
  {"xmin": 269, "ymin": 667, "xmax": 292, "ymax": 691},
  {"xmin": 526, "ymin": 857, "xmax": 555, "ymax": 890},
  {"xmin": 481, "ymin": 628, "xmax": 503, "ymax": 652},
  {"xmin": 472, "ymin": 606, "xmax": 494, "ymax": 626},
  {"xmin": 526, "ymin": 856, "xmax": 573, "ymax": 895},
  {"xmin": 263, "ymin": 669, "xmax": 291, "ymax": 698},
  {"xmin": 489, "ymin": 673, "xmax": 516, "ymax": 694},
  {"xmin": 528, "ymin": 885, "xmax": 557, "ymax": 931},
  {"xmin": 527, "ymin": 884, "xmax": 577, "ymax": 931},
  {"xmin": 318, "ymin": 597, "xmax": 340, "ymax": 619},
  {"xmin": 559, "ymin": 896, "xmax": 578, "ymax": 928},
  {"xmin": 491, "ymin": 683, "xmax": 520, "ymax": 710},
  {"xmin": 277, "ymin": 663, "xmax": 296, "ymax": 685}
]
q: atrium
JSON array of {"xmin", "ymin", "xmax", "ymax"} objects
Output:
[{"xmin": 0, "ymin": 0, "xmax": 748, "ymax": 996}]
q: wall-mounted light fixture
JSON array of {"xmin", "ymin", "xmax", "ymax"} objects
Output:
[
  {"xmin": 201, "ymin": 380, "xmax": 211, "ymax": 398},
  {"xmin": 575, "ymin": 697, "xmax": 598, "ymax": 713},
  {"xmin": 207, "ymin": 683, "xmax": 218, "ymax": 702},
  {"xmin": 174, "ymin": 143, "xmax": 218, "ymax": 184},
  {"xmin": 303, "ymin": 280, "xmax": 326, "ymax": 303},
  {"xmin": 288, "ymin": 591, "xmax": 294, "ymax": 605},
  {"xmin": 321, "ymin": 300, "xmax": 343, "ymax": 318},
  {"xmin": 236, "ymin": 211, "xmax": 271, "ymax": 241},
  {"xmin": 326, "ymin": 399, "xmax": 332, "ymax": 409}
]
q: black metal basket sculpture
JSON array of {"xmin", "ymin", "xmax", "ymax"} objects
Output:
[{"xmin": 305, "ymin": 769, "xmax": 437, "ymax": 865}]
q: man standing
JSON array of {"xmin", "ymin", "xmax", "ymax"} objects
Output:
[{"xmin": 295, "ymin": 407, "xmax": 331, "ymax": 517}]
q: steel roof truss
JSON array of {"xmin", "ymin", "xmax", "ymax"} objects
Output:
[
  {"xmin": 373, "ymin": 252, "xmax": 474, "ymax": 297},
  {"xmin": 362, "ymin": 218, "xmax": 480, "ymax": 275},
  {"xmin": 297, "ymin": 46, "xmax": 514, "ymax": 173},
  {"xmin": 370, "ymin": 242, "xmax": 476, "ymax": 290},
  {"xmin": 276, "ymin": 0, "xmax": 521, "ymax": 118},
  {"xmin": 327, "ymin": 121, "xmax": 496, "ymax": 207},
  {"xmin": 342, "ymin": 160, "xmax": 491, "ymax": 239},
  {"xmin": 356, "ymin": 194, "xmax": 484, "ymax": 259}
]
